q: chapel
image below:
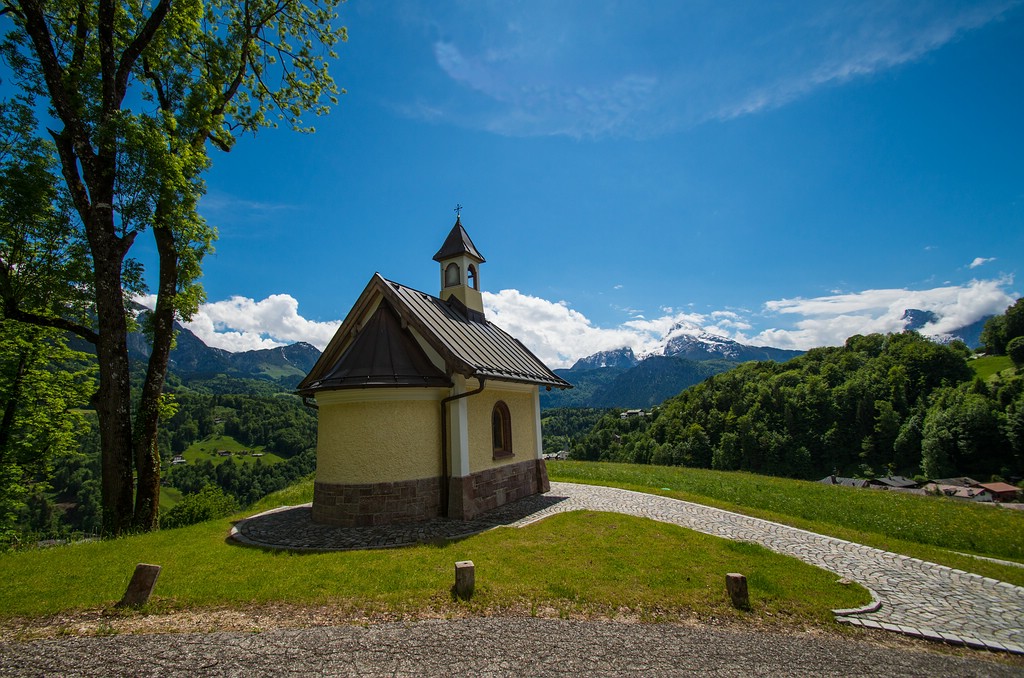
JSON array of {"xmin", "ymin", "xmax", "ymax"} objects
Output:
[{"xmin": 297, "ymin": 215, "xmax": 572, "ymax": 526}]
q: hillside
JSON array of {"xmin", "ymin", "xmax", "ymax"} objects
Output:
[
  {"xmin": 124, "ymin": 313, "xmax": 321, "ymax": 387},
  {"xmin": 570, "ymin": 332, "xmax": 1022, "ymax": 482}
]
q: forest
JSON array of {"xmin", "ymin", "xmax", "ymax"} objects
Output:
[
  {"xmin": 570, "ymin": 327, "xmax": 1022, "ymax": 482},
  {"xmin": 3, "ymin": 381, "xmax": 318, "ymax": 546}
]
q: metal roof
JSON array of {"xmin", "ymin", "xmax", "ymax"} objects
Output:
[
  {"xmin": 869, "ymin": 476, "xmax": 919, "ymax": 488},
  {"xmin": 303, "ymin": 299, "xmax": 451, "ymax": 391},
  {"xmin": 432, "ymin": 217, "xmax": 486, "ymax": 263},
  {"xmin": 298, "ymin": 274, "xmax": 572, "ymax": 394}
]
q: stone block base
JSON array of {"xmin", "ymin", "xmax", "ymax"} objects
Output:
[
  {"xmin": 312, "ymin": 476, "xmax": 442, "ymax": 527},
  {"xmin": 312, "ymin": 459, "xmax": 550, "ymax": 526},
  {"xmin": 448, "ymin": 458, "xmax": 550, "ymax": 520}
]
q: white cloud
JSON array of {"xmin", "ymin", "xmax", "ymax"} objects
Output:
[
  {"xmin": 969, "ymin": 256, "xmax": 996, "ymax": 269},
  {"xmin": 752, "ymin": 278, "xmax": 1016, "ymax": 349},
  {"xmin": 182, "ymin": 295, "xmax": 340, "ymax": 352},
  {"xmin": 406, "ymin": 2, "xmax": 1018, "ymax": 139},
  {"xmin": 483, "ymin": 289, "xmax": 662, "ymax": 368},
  {"xmin": 141, "ymin": 277, "xmax": 1016, "ymax": 365}
]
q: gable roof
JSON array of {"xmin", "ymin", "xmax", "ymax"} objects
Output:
[
  {"xmin": 818, "ymin": 475, "xmax": 868, "ymax": 488},
  {"xmin": 868, "ymin": 476, "xmax": 919, "ymax": 489},
  {"xmin": 306, "ymin": 299, "xmax": 451, "ymax": 391},
  {"xmin": 298, "ymin": 274, "xmax": 572, "ymax": 394},
  {"xmin": 978, "ymin": 482, "xmax": 1020, "ymax": 494},
  {"xmin": 432, "ymin": 218, "xmax": 486, "ymax": 263}
]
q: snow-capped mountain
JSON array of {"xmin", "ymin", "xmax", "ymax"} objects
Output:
[
  {"xmin": 650, "ymin": 321, "xmax": 803, "ymax": 363},
  {"xmin": 569, "ymin": 347, "xmax": 639, "ymax": 370},
  {"xmin": 901, "ymin": 309, "xmax": 991, "ymax": 348}
]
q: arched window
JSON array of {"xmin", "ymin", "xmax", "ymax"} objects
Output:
[
  {"xmin": 444, "ymin": 262, "xmax": 460, "ymax": 287},
  {"xmin": 492, "ymin": 401, "xmax": 512, "ymax": 458},
  {"xmin": 467, "ymin": 264, "xmax": 478, "ymax": 290}
]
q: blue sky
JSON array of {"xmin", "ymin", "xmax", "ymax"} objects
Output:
[{"xmin": 147, "ymin": 1, "xmax": 1021, "ymax": 367}]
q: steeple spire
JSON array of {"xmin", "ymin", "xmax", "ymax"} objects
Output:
[{"xmin": 433, "ymin": 210, "xmax": 485, "ymax": 316}]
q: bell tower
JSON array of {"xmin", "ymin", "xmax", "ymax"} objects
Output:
[{"xmin": 432, "ymin": 210, "xmax": 486, "ymax": 316}]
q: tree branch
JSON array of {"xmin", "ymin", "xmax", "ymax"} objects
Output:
[
  {"xmin": 67, "ymin": 0, "xmax": 89, "ymax": 89},
  {"xmin": 1, "ymin": 302, "xmax": 98, "ymax": 345},
  {"xmin": 114, "ymin": 0, "xmax": 171, "ymax": 105},
  {"xmin": 0, "ymin": 5, "xmax": 25, "ymax": 19}
]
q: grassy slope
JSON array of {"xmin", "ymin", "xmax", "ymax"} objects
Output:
[
  {"xmin": 6, "ymin": 461, "xmax": 1023, "ymax": 623},
  {"xmin": 0, "ymin": 480, "xmax": 868, "ymax": 625},
  {"xmin": 549, "ymin": 461, "xmax": 1024, "ymax": 587},
  {"xmin": 182, "ymin": 434, "xmax": 285, "ymax": 466},
  {"xmin": 970, "ymin": 355, "xmax": 1015, "ymax": 380},
  {"xmin": 158, "ymin": 486, "xmax": 183, "ymax": 512}
]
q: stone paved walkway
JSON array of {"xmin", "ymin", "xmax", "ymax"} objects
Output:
[{"xmin": 230, "ymin": 481, "xmax": 1024, "ymax": 654}]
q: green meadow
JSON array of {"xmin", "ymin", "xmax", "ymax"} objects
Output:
[
  {"xmin": 181, "ymin": 434, "xmax": 286, "ymax": 466},
  {"xmin": 548, "ymin": 461, "xmax": 1024, "ymax": 586},
  {"xmin": 970, "ymin": 354, "xmax": 1015, "ymax": 381},
  {"xmin": 4, "ymin": 461, "xmax": 1022, "ymax": 629},
  {"xmin": 0, "ymin": 478, "xmax": 869, "ymax": 627}
]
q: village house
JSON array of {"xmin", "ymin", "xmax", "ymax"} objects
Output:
[
  {"xmin": 297, "ymin": 216, "xmax": 572, "ymax": 527},
  {"xmin": 977, "ymin": 482, "xmax": 1021, "ymax": 503}
]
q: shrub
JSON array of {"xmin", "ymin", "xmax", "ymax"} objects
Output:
[
  {"xmin": 1008, "ymin": 336, "xmax": 1024, "ymax": 368},
  {"xmin": 161, "ymin": 485, "xmax": 238, "ymax": 529}
]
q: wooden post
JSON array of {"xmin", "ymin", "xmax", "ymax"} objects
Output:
[
  {"xmin": 455, "ymin": 560, "xmax": 475, "ymax": 600},
  {"xmin": 117, "ymin": 563, "xmax": 161, "ymax": 608},
  {"xmin": 726, "ymin": 572, "xmax": 749, "ymax": 610}
]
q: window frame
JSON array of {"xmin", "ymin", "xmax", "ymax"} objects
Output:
[{"xmin": 491, "ymin": 400, "xmax": 513, "ymax": 459}]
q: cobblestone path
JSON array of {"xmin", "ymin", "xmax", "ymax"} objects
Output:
[
  {"xmin": 533, "ymin": 482, "xmax": 1024, "ymax": 654},
  {"xmin": 230, "ymin": 481, "xmax": 1024, "ymax": 654}
]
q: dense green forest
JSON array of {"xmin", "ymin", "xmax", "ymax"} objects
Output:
[
  {"xmin": 541, "ymin": 408, "xmax": 610, "ymax": 455},
  {"xmin": 570, "ymin": 330, "xmax": 1023, "ymax": 481},
  {"xmin": 5, "ymin": 381, "xmax": 317, "ymax": 546}
]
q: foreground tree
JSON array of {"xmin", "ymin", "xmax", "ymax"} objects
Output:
[{"xmin": 0, "ymin": 0, "xmax": 345, "ymax": 533}]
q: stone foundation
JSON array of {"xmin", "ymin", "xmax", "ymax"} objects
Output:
[
  {"xmin": 312, "ymin": 459, "xmax": 550, "ymax": 526},
  {"xmin": 448, "ymin": 458, "xmax": 550, "ymax": 520},
  {"xmin": 312, "ymin": 476, "xmax": 442, "ymax": 527}
]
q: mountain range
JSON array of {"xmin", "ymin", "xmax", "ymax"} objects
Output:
[
  {"xmin": 540, "ymin": 309, "xmax": 992, "ymax": 409},
  {"xmin": 121, "ymin": 306, "xmax": 991, "ymax": 404},
  {"xmin": 125, "ymin": 317, "xmax": 321, "ymax": 387},
  {"xmin": 541, "ymin": 324, "xmax": 805, "ymax": 409}
]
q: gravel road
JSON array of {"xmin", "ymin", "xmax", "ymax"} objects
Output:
[{"xmin": 2, "ymin": 617, "xmax": 1021, "ymax": 677}]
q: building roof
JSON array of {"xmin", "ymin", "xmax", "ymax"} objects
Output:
[
  {"xmin": 818, "ymin": 475, "xmax": 868, "ymax": 488},
  {"xmin": 978, "ymin": 482, "xmax": 1020, "ymax": 494},
  {"xmin": 298, "ymin": 274, "xmax": 572, "ymax": 394},
  {"xmin": 930, "ymin": 477, "xmax": 982, "ymax": 488},
  {"xmin": 308, "ymin": 299, "xmax": 451, "ymax": 390},
  {"xmin": 869, "ymin": 476, "xmax": 919, "ymax": 489},
  {"xmin": 432, "ymin": 217, "xmax": 486, "ymax": 263}
]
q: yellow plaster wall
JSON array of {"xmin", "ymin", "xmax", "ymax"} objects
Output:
[
  {"xmin": 316, "ymin": 397, "xmax": 442, "ymax": 484},
  {"xmin": 466, "ymin": 387, "xmax": 538, "ymax": 473}
]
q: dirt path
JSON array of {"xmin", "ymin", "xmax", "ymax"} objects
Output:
[{"xmin": 2, "ymin": 617, "xmax": 1022, "ymax": 677}]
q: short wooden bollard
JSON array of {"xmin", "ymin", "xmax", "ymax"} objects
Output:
[
  {"xmin": 455, "ymin": 560, "xmax": 475, "ymax": 600},
  {"xmin": 726, "ymin": 573, "xmax": 749, "ymax": 610},
  {"xmin": 117, "ymin": 563, "xmax": 162, "ymax": 608}
]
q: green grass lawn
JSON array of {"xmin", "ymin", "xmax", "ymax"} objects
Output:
[
  {"xmin": 970, "ymin": 354, "xmax": 1015, "ymax": 380},
  {"xmin": 182, "ymin": 434, "xmax": 286, "ymax": 466},
  {"xmin": 549, "ymin": 461, "xmax": 1024, "ymax": 586},
  {"xmin": 0, "ymin": 478, "xmax": 869, "ymax": 626},
  {"xmin": 6, "ymin": 461, "xmax": 1023, "ymax": 628},
  {"xmin": 158, "ymin": 486, "xmax": 183, "ymax": 512}
]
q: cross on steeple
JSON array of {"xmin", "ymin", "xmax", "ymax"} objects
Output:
[{"xmin": 454, "ymin": 203, "xmax": 463, "ymax": 218}]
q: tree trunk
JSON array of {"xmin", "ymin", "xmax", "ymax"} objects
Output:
[
  {"xmin": 91, "ymin": 238, "xmax": 136, "ymax": 535},
  {"xmin": 0, "ymin": 347, "xmax": 30, "ymax": 459},
  {"xmin": 132, "ymin": 220, "xmax": 179, "ymax": 530}
]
